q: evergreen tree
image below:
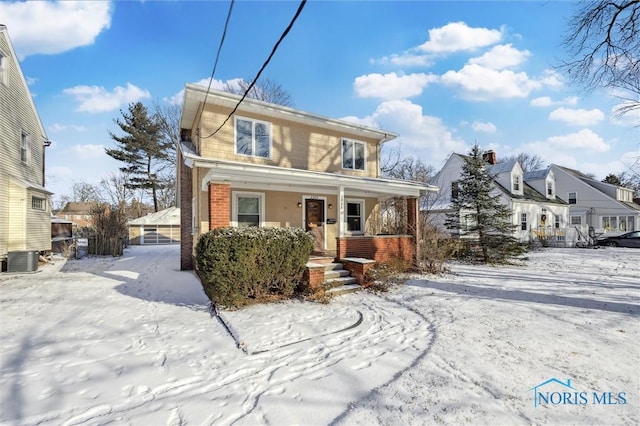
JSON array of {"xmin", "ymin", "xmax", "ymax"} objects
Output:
[
  {"xmin": 445, "ymin": 145, "xmax": 523, "ymax": 263},
  {"xmin": 106, "ymin": 102, "xmax": 173, "ymax": 212}
]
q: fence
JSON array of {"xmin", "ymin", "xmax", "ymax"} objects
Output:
[{"xmin": 88, "ymin": 237, "xmax": 124, "ymax": 256}]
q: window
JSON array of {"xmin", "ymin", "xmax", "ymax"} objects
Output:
[
  {"xmin": 568, "ymin": 192, "xmax": 577, "ymax": 204},
  {"xmin": 235, "ymin": 117, "xmax": 271, "ymax": 158},
  {"xmin": 451, "ymin": 181, "xmax": 459, "ymax": 200},
  {"xmin": 521, "ymin": 213, "xmax": 527, "ymax": 231},
  {"xmin": 232, "ymin": 192, "xmax": 264, "ymax": 228},
  {"xmin": 342, "ymin": 138, "xmax": 365, "ymax": 171},
  {"xmin": 555, "ymin": 214, "xmax": 561, "ymax": 229},
  {"xmin": 513, "ymin": 174, "xmax": 521, "ymax": 192},
  {"xmin": 547, "ymin": 181, "xmax": 554, "ymax": 197},
  {"xmin": 0, "ymin": 52, "xmax": 6, "ymax": 85},
  {"xmin": 345, "ymin": 200, "xmax": 365, "ymax": 233},
  {"xmin": 21, "ymin": 132, "xmax": 29, "ymax": 164},
  {"xmin": 31, "ymin": 196, "xmax": 46, "ymax": 211},
  {"xmin": 570, "ymin": 216, "xmax": 582, "ymax": 225},
  {"xmin": 628, "ymin": 216, "xmax": 635, "ymax": 231}
]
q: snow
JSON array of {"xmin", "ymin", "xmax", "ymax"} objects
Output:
[{"xmin": 1, "ymin": 244, "xmax": 638, "ymax": 425}]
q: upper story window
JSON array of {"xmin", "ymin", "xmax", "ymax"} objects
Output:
[
  {"xmin": 520, "ymin": 213, "xmax": 528, "ymax": 231},
  {"xmin": 0, "ymin": 51, "xmax": 7, "ymax": 85},
  {"xmin": 21, "ymin": 132, "xmax": 29, "ymax": 164},
  {"xmin": 451, "ymin": 181, "xmax": 459, "ymax": 200},
  {"xmin": 342, "ymin": 138, "xmax": 365, "ymax": 171},
  {"xmin": 547, "ymin": 181, "xmax": 554, "ymax": 197},
  {"xmin": 512, "ymin": 174, "xmax": 521, "ymax": 192},
  {"xmin": 568, "ymin": 191, "xmax": 577, "ymax": 204},
  {"xmin": 31, "ymin": 196, "xmax": 46, "ymax": 211},
  {"xmin": 235, "ymin": 117, "xmax": 271, "ymax": 159}
]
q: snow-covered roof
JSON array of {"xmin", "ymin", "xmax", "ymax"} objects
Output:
[{"xmin": 129, "ymin": 207, "xmax": 181, "ymax": 225}]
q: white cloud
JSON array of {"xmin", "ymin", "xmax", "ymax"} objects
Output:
[
  {"xmin": 49, "ymin": 123, "xmax": 87, "ymax": 132},
  {"xmin": 342, "ymin": 99, "xmax": 468, "ymax": 162},
  {"xmin": 418, "ymin": 22, "xmax": 504, "ymax": 53},
  {"xmin": 25, "ymin": 76, "xmax": 38, "ymax": 86},
  {"xmin": 610, "ymin": 102, "xmax": 640, "ymax": 127},
  {"xmin": 530, "ymin": 96, "xmax": 579, "ymax": 107},
  {"xmin": 353, "ymin": 72, "xmax": 437, "ymax": 100},
  {"xmin": 549, "ymin": 107, "xmax": 605, "ymax": 126},
  {"xmin": 472, "ymin": 121, "xmax": 497, "ymax": 133},
  {"xmin": 524, "ymin": 129, "xmax": 609, "ymax": 156},
  {"xmin": 539, "ymin": 69, "xmax": 564, "ymax": 88},
  {"xmin": 1, "ymin": 1, "xmax": 112, "ymax": 58},
  {"xmin": 63, "ymin": 83, "xmax": 151, "ymax": 113},
  {"xmin": 440, "ymin": 64, "xmax": 543, "ymax": 101},
  {"xmin": 468, "ymin": 44, "xmax": 530, "ymax": 70},
  {"xmin": 69, "ymin": 144, "xmax": 106, "ymax": 159},
  {"xmin": 373, "ymin": 53, "xmax": 432, "ymax": 68}
]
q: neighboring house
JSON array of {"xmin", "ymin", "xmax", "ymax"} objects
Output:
[
  {"xmin": 0, "ymin": 25, "xmax": 52, "ymax": 269},
  {"xmin": 55, "ymin": 202, "xmax": 94, "ymax": 228},
  {"xmin": 177, "ymin": 84, "xmax": 436, "ymax": 270},
  {"xmin": 550, "ymin": 164, "xmax": 640, "ymax": 237},
  {"xmin": 129, "ymin": 206, "xmax": 180, "ymax": 245},
  {"xmin": 428, "ymin": 151, "xmax": 569, "ymax": 244}
]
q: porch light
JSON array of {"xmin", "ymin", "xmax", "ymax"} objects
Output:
[
  {"xmin": 297, "ymin": 202, "xmax": 302, "ymax": 208},
  {"xmin": 328, "ymin": 204, "xmax": 333, "ymax": 209}
]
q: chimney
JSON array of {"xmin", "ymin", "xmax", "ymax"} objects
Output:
[{"xmin": 483, "ymin": 150, "xmax": 497, "ymax": 165}]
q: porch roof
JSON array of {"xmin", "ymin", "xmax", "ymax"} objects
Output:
[{"xmin": 180, "ymin": 142, "xmax": 436, "ymax": 198}]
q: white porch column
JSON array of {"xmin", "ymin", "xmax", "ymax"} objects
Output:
[{"xmin": 338, "ymin": 185, "xmax": 345, "ymax": 237}]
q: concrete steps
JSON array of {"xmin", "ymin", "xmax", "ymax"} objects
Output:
[{"xmin": 323, "ymin": 262, "xmax": 360, "ymax": 294}]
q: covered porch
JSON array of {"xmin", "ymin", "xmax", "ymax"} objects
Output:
[{"xmin": 180, "ymin": 149, "xmax": 436, "ymax": 270}]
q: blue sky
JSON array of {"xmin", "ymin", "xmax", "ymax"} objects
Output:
[{"xmin": 2, "ymin": 0, "xmax": 639, "ymax": 205}]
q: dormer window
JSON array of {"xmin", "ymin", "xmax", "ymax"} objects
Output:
[
  {"xmin": 547, "ymin": 181, "xmax": 554, "ymax": 197},
  {"xmin": 512, "ymin": 174, "xmax": 521, "ymax": 192},
  {"xmin": 451, "ymin": 181, "xmax": 459, "ymax": 200}
]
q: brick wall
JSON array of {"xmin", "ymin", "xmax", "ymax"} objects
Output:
[
  {"xmin": 341, "ymin": 258, "xmax": 376, "ymax": 285},
  {"xmin": 179, "ymin": 159, "xmax": 193, "ymax": 270},
  {"xmin": 208, "ymin": 183, "xmax": 230, "ymax": 230},
  {"xmin": 336, "ymin": 235, "xmax": 416, "ymax": 265},
  {"xmin": 303, "ymin": 264, "xmax": 325, "ymax": 291}
]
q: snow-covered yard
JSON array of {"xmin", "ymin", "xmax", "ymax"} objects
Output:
[{"xmin": 1, "ymin": 245, "xmax": 638, "ymax": 425}]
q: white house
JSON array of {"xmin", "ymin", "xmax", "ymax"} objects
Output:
[
  {"xmin": 428, "ymin": 151, "xmax": 569, "ymax": 244},
  {"xmin": 550, "ymin": 164, "xmax": 639, "ymax": 237}
]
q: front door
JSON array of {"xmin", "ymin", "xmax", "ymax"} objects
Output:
[{"xmin": 305, "ymin": 199, "xmax": 325, "ymax": 252}]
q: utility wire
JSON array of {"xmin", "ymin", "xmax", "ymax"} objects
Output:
[
  {"xmin": 201, "ymin": 0, "xmax": 307, "ymax": 139},
  {"xmin": 196, "ymin": 0, "xmax": 236, "ymax": 130}
]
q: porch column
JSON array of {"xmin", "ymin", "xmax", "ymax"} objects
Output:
[
  {"xmin": 179, "ymin": 154, "xmax": 194, "ymax": 270},
  {"xmin": 337, "ymin": 185, "xmax": 345, "ymax": 237},
  {"xmin": 208, "ymin": 182, "xmax": 230, "ymax": 230},
  {"xmin": 407, "ymin": 197, "xmax": 420, "ymax": 265}
]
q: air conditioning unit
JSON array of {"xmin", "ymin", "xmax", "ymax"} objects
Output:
[{"xmin": 7, "ymin": 250, "xmax": 39, "ymax": 273}]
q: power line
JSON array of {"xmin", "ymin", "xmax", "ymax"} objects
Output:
[
  {"xmin": 196, "ymin": 0, "xmax": 236, "ymax": 129},
  {"xmin": 201, "ymin": 0, "xmax": 307, "ymax": 139}
]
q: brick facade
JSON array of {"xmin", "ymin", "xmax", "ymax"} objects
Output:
[
  {"xmin": 341, "ymin": 258, "xmax": 376, "ymax": 285},
  {"xmin": 303, "ymin": 264, "xmax": 325, "ymax": 291},
  {"xmin": 208, "ymin": 183, "xmax": 230, "ymax": 230},
  {"xmin": 336, "ymin": 235, "xmax": 416, "ymax": 265},
  {"xmin": 179, "ymin": 159, "xmax": 194, "ymax": 270}
]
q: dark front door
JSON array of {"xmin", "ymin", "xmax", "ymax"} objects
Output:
[{"xmin": 305, "ymin": 199, "xmax": 325, "ymax": 252}]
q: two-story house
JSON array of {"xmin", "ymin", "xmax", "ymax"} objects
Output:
[
  {"xmin": 550, "ymin": 164, "xmax": 639, "ymax": 237},
  {"xmin": 428, "ymin": 151, "xmax": 569, "ymax": 244},
  {"xmin": 177, "ymin": 84, "xmax": 435, "ymax": 271},
  {"xmin": 0, "ymin": 25, "xmax": 52, "ymax": 271}
]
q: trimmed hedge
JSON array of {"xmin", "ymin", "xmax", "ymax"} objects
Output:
[{"xmin": 195, "ymin": 227, "xmax": 314, "ymax": 308}]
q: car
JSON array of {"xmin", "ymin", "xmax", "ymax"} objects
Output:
[{"xmin": 597, "ymin": 231, "xmax": 640, "ymax": 248}]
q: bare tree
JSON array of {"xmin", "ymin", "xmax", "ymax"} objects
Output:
[
  {"xmin": 223, "ymin": 78, "xmax": 294, "ymax": 107},
  {"xmin": 72, "ymin": 181, "xmax": 102, "ymax": 203},
  {"xmin": 560, "ymin": 0, "xmax": 640, "ymax": 121},
  {"xmin": 498, "ymin": 153, "xmax": 546, "ymax": 172},
  {"xmin": 152, "ymin": 101, "xmax": 179, "ymax": 166}
]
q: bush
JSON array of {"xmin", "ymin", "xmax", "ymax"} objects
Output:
[
  {"xmin": 420, "ymin": 232, "xmax": 461, "ymax": 274},
  {"xmin": 363, "ymin": 258, "xmax": 410, "ymax": 293},
  {"xmin": 195, "ymin": 227, "xmax": 314, "ymax": 308}
]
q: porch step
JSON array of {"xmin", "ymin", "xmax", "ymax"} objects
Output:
[
  {"xmin": 324, "ymin": 276, "xmax": 358, "ymax": 287},
  {"xmin": 324, "ymin": 269, "xmax": 351, "ymax": 280},
  {"xmin": 324, "ymin": 262, "xmax": 345, "ymax": 271},
  {"xmin": 308, "ymin": 256, "xmax": 336, "ymax": 265}
]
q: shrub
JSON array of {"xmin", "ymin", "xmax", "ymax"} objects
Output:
[
  {"xmin": 420, "ymin": 230, "xmax": 461, "ymax": 274},
  {"xmin": 363, "ymin": 258, "xmax": 410, "ymax": 293},
  {"xmin": 195, "ymin": 227, "xmax": 314, "ymax": 308}
]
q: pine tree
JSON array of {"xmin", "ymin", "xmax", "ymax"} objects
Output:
[
  {"xmin": 445, "ymin": 144, "xmax": 523, "ymax": 263},
  {"xmin": 106, "ymin": 102, "xmax": 173, "ymax": 212}
]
